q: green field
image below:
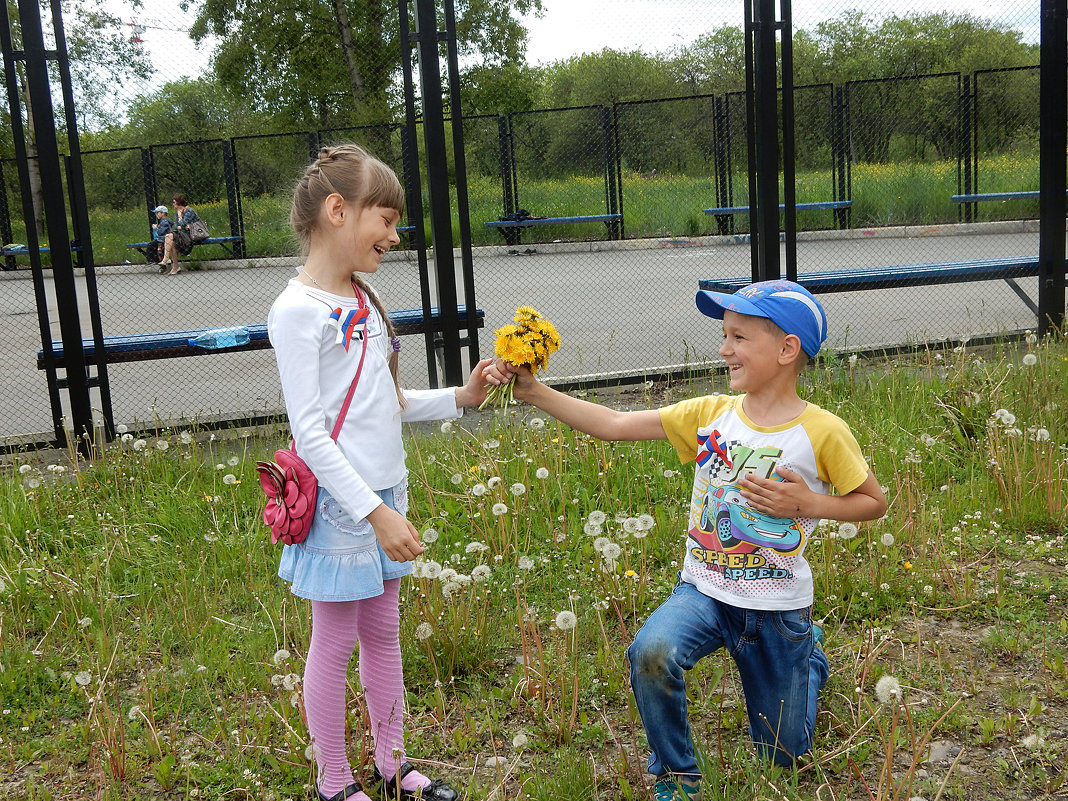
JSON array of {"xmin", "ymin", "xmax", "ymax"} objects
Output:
[
  {"xmin": 0, "ymin": 332, "xmax": 1065, "ymax": 800},
  {"xmin": 2, "ymin": 153, "xmax": 1044, "ymax": 267}
]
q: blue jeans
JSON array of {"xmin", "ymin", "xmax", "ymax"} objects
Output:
[{"xmin": 626, "ymin": 579, "xmax": 829, "ymax": 776}]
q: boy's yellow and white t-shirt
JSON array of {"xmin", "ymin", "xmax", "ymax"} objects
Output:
[{"xmin": 659, "ymin": 394, "xmax": 870, "ymax": 611}]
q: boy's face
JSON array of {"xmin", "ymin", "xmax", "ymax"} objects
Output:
[{"xmin": 718, "ymin": 310, "xmax": 791, "ymax": 392}]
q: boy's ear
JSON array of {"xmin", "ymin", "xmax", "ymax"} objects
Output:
[{"xmin": 778, "ymin": 333, "xmax": 803, "ymax": 366}]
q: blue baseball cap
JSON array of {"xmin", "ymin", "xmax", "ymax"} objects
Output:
[{"xmin": 696, "ymin": 279, "xmax": 828, "ymax": 357}]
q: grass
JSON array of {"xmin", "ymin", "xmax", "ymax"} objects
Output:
[
  {"xmin": 0, "ymin": 331, "xmax": 1066, "ymax": 800},
  {"xmin": 2, "ymin": 152, "xmax": 1045, "ymax": 267}
]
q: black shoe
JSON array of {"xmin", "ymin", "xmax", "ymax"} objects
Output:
[
  {"xmin": 319, "ymin": 780, "xmax": 364, "ymax": 801},
  {"xmin": 373, "ymin": 763, "xmax": 458, "ymax": 801}
]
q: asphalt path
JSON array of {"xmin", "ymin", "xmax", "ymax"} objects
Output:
[{"xmin": 0, "ymin": 228, "xmax": 1051, "ymax": 441}]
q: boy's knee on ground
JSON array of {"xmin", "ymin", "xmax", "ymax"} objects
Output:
[{"xmin": 627, "ymin": 633, "xmax": 681, "ymax": 683}]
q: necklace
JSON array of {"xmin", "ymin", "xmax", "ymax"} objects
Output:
[{"xmin": 300, "ymin": 267, "xmax": 325, "ymax": 290}]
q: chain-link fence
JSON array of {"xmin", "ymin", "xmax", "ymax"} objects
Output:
[{"xmin": 0, "ymin": 0, "xmax": 1055, "ymax": 444}]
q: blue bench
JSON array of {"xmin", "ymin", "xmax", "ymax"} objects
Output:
[
  {"xmin": 126, "ymin": 235, "xmax": 246, "ymax": 261},
  {"xmin": 2, "ymin": 243, "xmax": 83, "ymax": 256},
  {"xmin": 703, "ymin": 200, "xmax": 853, "ymax": 235},
  {"xmin": 37, "ymin": 306, "xmax": 486, "ymax": 371},
  {"xmin": 952, "ymin": 192, "xmax": 1041, "ymax": 203},
  {"xmin": 485, "ymin": 213, "xmax": 623, "ymax": 246},
  {"xmin": 699, "ymin": 256, "xmax": 1044, "ymax": 315}
]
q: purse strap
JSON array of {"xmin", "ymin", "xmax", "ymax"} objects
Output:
[{"xmin": 329, "ymin": 282, "xmax": 371, "ymax": 441}]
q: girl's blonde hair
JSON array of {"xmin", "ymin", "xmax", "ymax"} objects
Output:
[{"xmin": 290, "ymin": 144, "xmax": 408, "ymax": 408}]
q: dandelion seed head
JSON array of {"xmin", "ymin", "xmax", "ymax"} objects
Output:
[
  {"xmin": 440, "ymin": 421, "xmax": 454, "ymax": 434},
  {"xmin": 1022, "ymin": 353, "xmax": 1037, "ymax": 366},
  {"xmin": 874, "ymin": 674, "xmax": 901, "ymax": 704},
  {"xmin": 180, "ymin": 431, "xmax": 192, "ymax": 444},
  {"xmin": 282, "ymin": 673, "xmax": 301, "ymax": 691},
  {"xmin": 222, "ymin": 474, "xmax": 237, "ymax": 485},
  {"xmin": 622, "ymin": 517, "xmax": 640, "ymax": 533},
  {"xmin": 554, "ymin": 610, "xmax": 578, "ymax": 631},
  {"xmin": 421, "ymin": 527, "xmax": 439, "ymax": 544},
  {"xmin": 450, "ymin": 473, "xmax": 463, "ymax": 485},
  {"xmin": 527, "ymin": 418, "xmax": 545, "ymax": 430},
  {"xmin": 74, "ymin": 670, "xmax": 92, "ymax": 686},
  {"xmin": 601, "ymin": 542, "xmax": 622, "ymax": 560},
  {"xmin": 583, "ymin": 522, "xmax": 602, "ymax": 536},
  {"xmin": 78, "ymin": 617, "xmax": 92, "ymax": 628},
  {"xmin": 116, "ymin": 424, "xmax": 128, "ymax": 434},
  {"xmin": 415, "ymin": 622, "xmax": 433, "ymax": 640},
  {"xmin": 487, "ymin": 476, "xmax": 502, "ymax": 489},
  {"xmin": 510, "ymin": 482, "xmax": 527, "ymax": 496},
  {"xmin": 18, "ymin": 464, "xmax": 31, "ymax": 474},
  {"xmin": 1034, "ymin": 428, "xmax": 1051, "ymax": 442},
  {"xmin": 472, "ymin": 564, "xmax": 492, "ymax": 582},
  {"xmin": 517, "ymin": 555, "xmax": 534, "ymax": 570},
  {"xmin": 587, "ymin": 510, "xmax": 606, "ymax": 526},
  {"xmin": 880, "ymin": 532, "xmax": 895, "ymax": 547},
  {"xmin": 272, "ymin": 649, "xmax": 290, "ymax": 666},
  {"xmin": 637, "ymin": 514, "xmax": 655, "ymax": 531},
  {"xmin": 837, "ymin": 522, "xmax": 858, "ymax": 539},
  {"xmin": 465, "ymin": 541, "xmax": 489, "ymax": 554},
  {"xmin": 127, "ymin": 705, "xmax": 142, "ymax": 721},
  {"xmin": 422, "ymin": 560, "xmax": 443, "ymax": 579},
  {"xmin": 304, "ymin": 742, "xmax": 320, "ymax": 761},
  {"xmin": 492, "ymin": 502, "xmax": 508, "ymax": 516},
  {"xmin": 132, "ymin": 439, "xmax": 147, "ymax": 451},
  {"xmin": 535, "ymin": 467, "xmax": 549, "ymax": 479},
  {"xmin": 593, "ymin": 536, "xmax": 610, "ymax": 552}
]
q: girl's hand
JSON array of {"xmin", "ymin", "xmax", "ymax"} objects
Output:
[
  {"xmin": 366, "ymin": 504, "xmax": 425, "ymax": 562},
  {"xmin": 487, "ymin": 359, "xmax": 537, "ymax": 401},
  {"xmin": 454, "ymin": 358, "xmax": 494, "ymax": 408}
]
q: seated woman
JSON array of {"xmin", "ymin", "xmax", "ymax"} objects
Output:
[{"xmin": 160, "ymin": 193, "xmax": 202, "ymax": 276}]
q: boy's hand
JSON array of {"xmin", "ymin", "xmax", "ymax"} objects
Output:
[
  {"xmin": 738, "ymin": 465, "xmax": 813, "ymax": 519},
  {"xmin": 484, "ymin": 359, "xmax": 538, "ymax": 401},
  {"xmin": 454, "ymin": 358, "xmax": 494, "ymax": 408},
  {"xmin": 366, "ymin": 504, "xmax": 425, "ymax": 562}
]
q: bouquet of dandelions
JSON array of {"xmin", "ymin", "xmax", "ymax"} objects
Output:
[{"xmin": 480, "ymin": 306, "xmax": 561, "ymax": 410}]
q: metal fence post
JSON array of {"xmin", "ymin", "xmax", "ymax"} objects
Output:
[
  {"xmin": 601, "ymin": 106, "xmax": 622, "ymax": 239},
  {"xmin": 4, "ymin": 0, "xmax": 93, "ymax": 450},
  {"xmin": 0, "ymin": 160, "xmax": 13, "ymax": 270},
  {"xmin": 142, "ymin": 146, "xmax": 158, "ymax": 229},
  {"xmin": 411, "ymin": 0, "xmax": 462, "ymax": 386},
  {"xmin": 832, "ymin": 85, "xmax": 850, "ymax": 230},
  {"xmin": 744, "ymin": 0, "xmax": 785, "ymax": 282},
  {"xmin": 958, "ymin": 74, "xmax": 975, "ymax": 223},
  {"xmin": 713, "ymin": 95, "xmax": 733, "ymax": 235},
  {"xmin": 1038, "ymin": 0, "xmax": 1066, "ymax": 334},
  {"xmin": 222, "ymin": 140, "xmax": 245, "ymax": 258}
]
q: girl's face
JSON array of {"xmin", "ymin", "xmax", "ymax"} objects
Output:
[{"xmin": 342, "ymin": 203, "xmax": 402, "ymax": 274}]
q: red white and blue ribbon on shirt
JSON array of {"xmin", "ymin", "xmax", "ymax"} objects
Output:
[{"xmin": 328, "ymin": 306, "xmax": 370, "ymax": 351}]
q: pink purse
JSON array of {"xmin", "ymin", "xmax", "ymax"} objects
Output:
[{"xmin": 257, "ymin": 285, "xmax": 370, "ymax": 545}]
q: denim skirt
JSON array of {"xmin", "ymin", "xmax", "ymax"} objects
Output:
[{"xmin": 277, "ymin": 475, "xmax": 411, "ymax": 602}]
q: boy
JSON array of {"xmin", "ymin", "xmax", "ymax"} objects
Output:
[
  {"xmin": 149, "ymin": 204, "xmax": 172, "ymax": 269},
  {"xmin": 484, "ymin": 280, "xmax": 886, "ymax": 799}
]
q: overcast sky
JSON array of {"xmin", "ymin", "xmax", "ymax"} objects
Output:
[{"xmin": 116, "ymin": 0, "xmax": 1040, "ymax": 89}]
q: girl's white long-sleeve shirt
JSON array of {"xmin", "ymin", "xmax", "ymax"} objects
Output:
[{"xmin": 267, "ymin": 278, "xmax": 462, "ymax": 523}]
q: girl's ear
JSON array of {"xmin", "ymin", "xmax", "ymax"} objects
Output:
[{"xmin": 323, "ymin": 193, "xmax": 347, "ymax": 227}]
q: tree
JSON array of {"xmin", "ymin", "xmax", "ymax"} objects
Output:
[
  {"xmin": 189, "ymin": 0, "xmax": 543, "ymax": 133},
  {"xmin": 668, "ymin": 26, "xmax": 746, "ymax": 96},
  {"xmin": 0, "ymin": 0, "xmax": 151, "ymax": 236}
]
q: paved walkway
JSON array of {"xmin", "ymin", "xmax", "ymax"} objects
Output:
[{"xmin": 0, "ymin": 225, "xmax": 1052, "ymax": 441}]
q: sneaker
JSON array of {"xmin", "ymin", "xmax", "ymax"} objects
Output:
[{"xmin": 653, "ymin": 777, "xmax": 700, "ymax": 801}]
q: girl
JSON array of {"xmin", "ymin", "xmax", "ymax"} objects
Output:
[{"xmin": 268, "ymin": 144, "xmax": 489, "ymax": 801}]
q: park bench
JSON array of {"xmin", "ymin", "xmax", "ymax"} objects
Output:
[
  {"xmin": 125, "ymin": 235, "xmax": 246, "ymax": 261},
  {"xmin": 698, "ymin": 256, "xmax": 1045, "ymax": 315},
  {"xmin": 36, "ymin": 306, "xmax": 486, "ymax": 385},
  {"xmin": 703, "ymin": 200, "xmax": 853, "ymax": 235},
  {"xmin": 485, "ymin": 213, "xmax": 623, "ymax": 247}
]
